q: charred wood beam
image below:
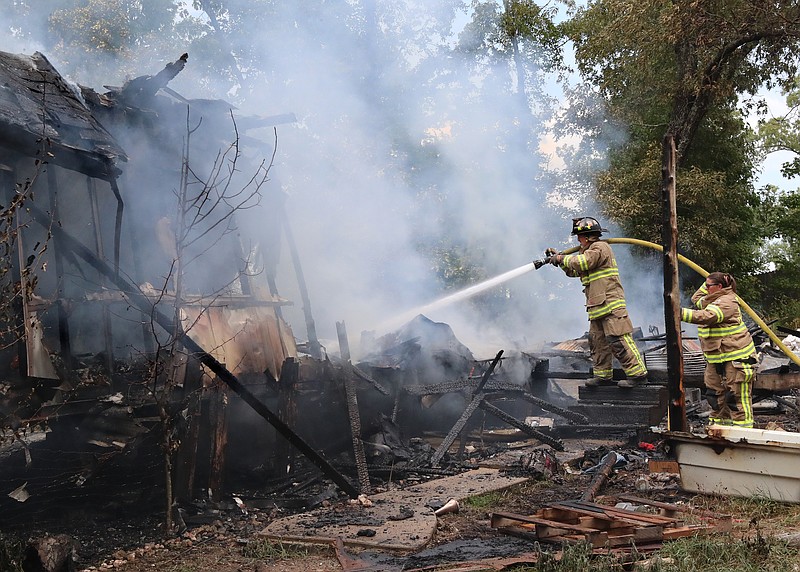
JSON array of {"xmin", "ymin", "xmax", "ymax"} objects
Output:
[
  {"xmin": 580, "ymin": 452, "xmax": 618, "ymax": 502},
  {"xmin": 116, "ymin": 54, "xmax": 188, "ymax": 105},
  {"xmin": 662, "ymin": 135, "xmax": 687, "ymax": 432},
  {"xmin": 778, "ymin": 325, "xmax": 800, "ymax": 338},
  {"xmin": 478, "ymin": 399, "xmax": 564, "ymax": 451},
  {"xmin": 430, "ymin": 351, "xmax": 504, "ymax": 467},
  {"xmin": 518, "ymin": 392, "xmax": 588, "ymax": 424},
  {"xmin": 404, "ymin": 377, "xmax": 525, "ymax": 396},
  {"xmin": 336, "ymin": 321, "xmax": 370, "ymax": 494},
  {"xmin": 86, "ymin": 177, "xmax": 115, "ymax": 376},
  {"xmin": 109, "ymin": 178, "xmax": 123, "ymax": 276},
  {"xmin": 208, "ymin": 379, "xmax": 229, "ymax": 502},
  {"xmin": 531, "ymin": 371, "xmax": 592, "ymax": 380},
  {"xmin": 474, "ymin": 351, "xmax": 504, "ymax": 395},
  {"xmin": 280, "ymin": 200, "xmax": 321, "ymax": 359},
  {"xmin": 430, "ymin": 392, "xmax": 484, "ymax": 467},
  {"xmin": 350, "ymin": 364, "xmax": 390, "ymax": 395},
  {"xmin": 26, "ymin": 203, "xmax": 358, "ymax": 498},
  {"xmin": 275, "ymin": 358, "xmax": 299, "ymax": 475},
  {"xmin": 46, "ymin": 167, "xmax": 73, "ymax": 365}
]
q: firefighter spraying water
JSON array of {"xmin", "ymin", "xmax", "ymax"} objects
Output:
[{"xmin": 536, "ymin": 217, "xmax": 649, "ymax": 389}]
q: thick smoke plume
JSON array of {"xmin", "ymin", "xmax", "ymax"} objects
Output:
[{"xmin": 1, "ymin": 1, "xmax": 668, "ymax": 360}]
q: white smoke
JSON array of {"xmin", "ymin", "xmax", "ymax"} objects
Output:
[{"xmin": 3, "ymin": 1, "xmax": 623, "ymax": 361}]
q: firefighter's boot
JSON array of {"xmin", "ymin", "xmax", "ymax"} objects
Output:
[
  {"xmin": 618, "ymin": 376, "xmax": 647, "ymax": 388},
  {"xmin": 585, "ymin": 377, "xmax": 613, "ymax": 387}
]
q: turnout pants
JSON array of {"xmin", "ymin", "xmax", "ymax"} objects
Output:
[
  {"xmin": 704, "ymin": 359, "xmax": 755, "ymax": 428},
  {"xmin": 589, "ymin": 308, "xmax": 648, "ymax": 381}
]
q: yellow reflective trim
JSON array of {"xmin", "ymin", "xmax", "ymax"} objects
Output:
[
  {"xmin": 698, "ymin": 322, "xmax": 747, "ymax": 338},
  {"xmin": 706, "ymin": 303, "xmax": 724, "ymax": 323},
  {"xmin": 704, "ymin": 343, "xmax": 756, "ymax": 363},
  {"xmin": 621, "ymin": 333, "xmax": 647, "ymax": 377},
  {"xmin": 581, "ymin": 269, "xmax": 620, "ymax": 286},
  {"xmin": 587, "ymin": 298, "xmax": 626, "ymax": 320}
]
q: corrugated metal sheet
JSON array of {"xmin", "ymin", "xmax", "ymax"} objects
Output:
[{"xmin": 645, "ymin": 340, "xmax": 706, "ymax": 377}]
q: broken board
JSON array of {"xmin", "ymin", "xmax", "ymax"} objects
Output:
[{"xmin": 259, "ymin": 467, "xmax": 528, "ymax": 551}]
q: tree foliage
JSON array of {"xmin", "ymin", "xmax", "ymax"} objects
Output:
[{"xmin": 559, "ymin": 0, "xmax": 800, "ymax": 285}]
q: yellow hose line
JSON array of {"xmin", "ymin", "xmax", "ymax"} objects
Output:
[{"xmin": 560, "ymin": 237, "xmax": 800, "ymax": 366}]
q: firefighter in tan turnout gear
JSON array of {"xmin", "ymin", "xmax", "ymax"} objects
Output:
[
  {"xmin": 546, "ymin": 217, "xmax": 649, "ymax": 388},
  {"xmin": 681, "ymin": 272, "xmax": 756, "ymax": 428}
]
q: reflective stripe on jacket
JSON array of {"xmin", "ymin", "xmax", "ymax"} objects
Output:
[
  {"xmin": 680, "ymin": 285, "xmax": 755, "ymax": 363},
  {"xmin": 559, "ymin": 239, "xmax": 627, "ymax": 320}
]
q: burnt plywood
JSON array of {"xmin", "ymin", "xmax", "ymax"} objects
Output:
[
  {"xmin": 0, "ymin": 50, "xmax": 125, "ymax": 178},
  {"xmin": 260, "ymin": 468, "xmax": 528, "ymax": 551},
  {"xmin": 181, "ymin": 304, "xmax": 297, "ymax": 379}
]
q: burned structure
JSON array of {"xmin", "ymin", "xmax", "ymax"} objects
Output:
[
  {"xmin": 0, "ymin": 50, "xmax": 586, "ymax": 530},
  {"xmin": 0, "ymin": 50, "xmax": 331, "ymax": 525},
  {"xmin": 1, "ymin": 48, "xmax": 797, "ymax": 544}
]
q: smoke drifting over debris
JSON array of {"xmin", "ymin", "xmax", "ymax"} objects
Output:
[{"xmin": 1, "ymin": 2, "xmax": 666, "ymax": 359}]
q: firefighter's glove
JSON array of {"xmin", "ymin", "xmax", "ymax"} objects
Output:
[
  {"xmin": 550, "ymin": 254, "xmax": 563, "ymax": 266},
  {"xmin": 545, "ymin": 248, "xmax": 558, "ymax": 257}
]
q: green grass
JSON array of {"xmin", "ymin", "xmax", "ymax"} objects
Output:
[
  {"xmin": 502, "ymin": 534, "xmax": 799, "ymax": 572},
  {"xmin": 690, "ymin": 494, "xmax": 800, "ymax": 529},
  {"xmin": 643, "ymin": 534, "xmax": 799, "ymax": 572},
  {"xmin": 241, "ymin": 538, "xmax": 308, "ymax": 560},
  {"xmin": 464, "ymin": 490, "xmax": 505, "ymax": 509},
  {"xmin": 507, "ymin": 542, "xmax": 624, "ymax": 572}
]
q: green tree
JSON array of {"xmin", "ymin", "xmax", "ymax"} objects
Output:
[
  {"xmin": 757, "ymin": 81, "xmax": 800, "ymax": 325},
  {"xmin": 558, "ymin": 0, "xmax": 800, "ymax": 285}
]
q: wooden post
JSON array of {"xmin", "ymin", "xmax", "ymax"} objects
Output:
[
  {"xmin": 275, "ymin": 357, "xmax": 299, "ymax": 475},
  {"xmin": 208, "ymin": 375, "xmax": 230, "ymax": 502},
  {"xmin": 86, "ymin": 177, "xmax": 115, "ymax": 377},
  {"xmin": 283, "ymin": 211, "xmax": 322, "ymax": 359},
  {"xmin": 46, "ymin": 167, "xmax": 73, "ymax": 365},
  {"xmin": 661, "ymin": 135, "xmax": 687, "ymax": 432},
  {"xmin": 336, "ymin": 321, "xmax": 370, "ymax": 494}
]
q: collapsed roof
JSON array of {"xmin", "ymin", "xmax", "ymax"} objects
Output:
[{"xmin": 0, "ymin": 51, "xmax": 125, "ymax": 180}]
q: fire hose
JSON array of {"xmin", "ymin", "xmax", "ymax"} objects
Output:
[{"xmin": 537, "ymin": 237, "xmax": 800, "ymax": 367}]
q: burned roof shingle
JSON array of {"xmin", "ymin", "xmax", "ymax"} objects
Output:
[{"xmin": 0, "ymin": 50, "xmax": 126, "ymax": 179}]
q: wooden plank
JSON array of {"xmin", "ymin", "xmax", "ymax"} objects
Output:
[
  {"xmin": 593, "ymin": 505, "xmax": 677, "ymax": 525},
  {"xmin": 566, "ymin": 500, "xmax": 678, "ymax": 524},
  {"xmin": 648, "ymin": 459, "xmax": 680, "ymax": 474},
  {"xmin": 548, "ymin": 502, "xmax": 668, "ymax": 527},
  {"xmin": 545, "ymin": 504, "xmax": 615, "ymax": 522},
  {"xmin": 614, "ymin": 494, "xmax": 733, "ymax": 530},
  {"xmin": 491, "ymin": 512, "xmax": 597, "ymax": 533},
  {"xmin": 541, "ymin": 507, "xmax": 585, "ymax": 523},
  {"xmin": 662, "ymin": 526, "xmax": 710, "ymax": 540}
]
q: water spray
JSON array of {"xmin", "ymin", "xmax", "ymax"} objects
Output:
[{"xmin": 376, "ymin": 262, "xmax": 537, "ymax": 332}]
